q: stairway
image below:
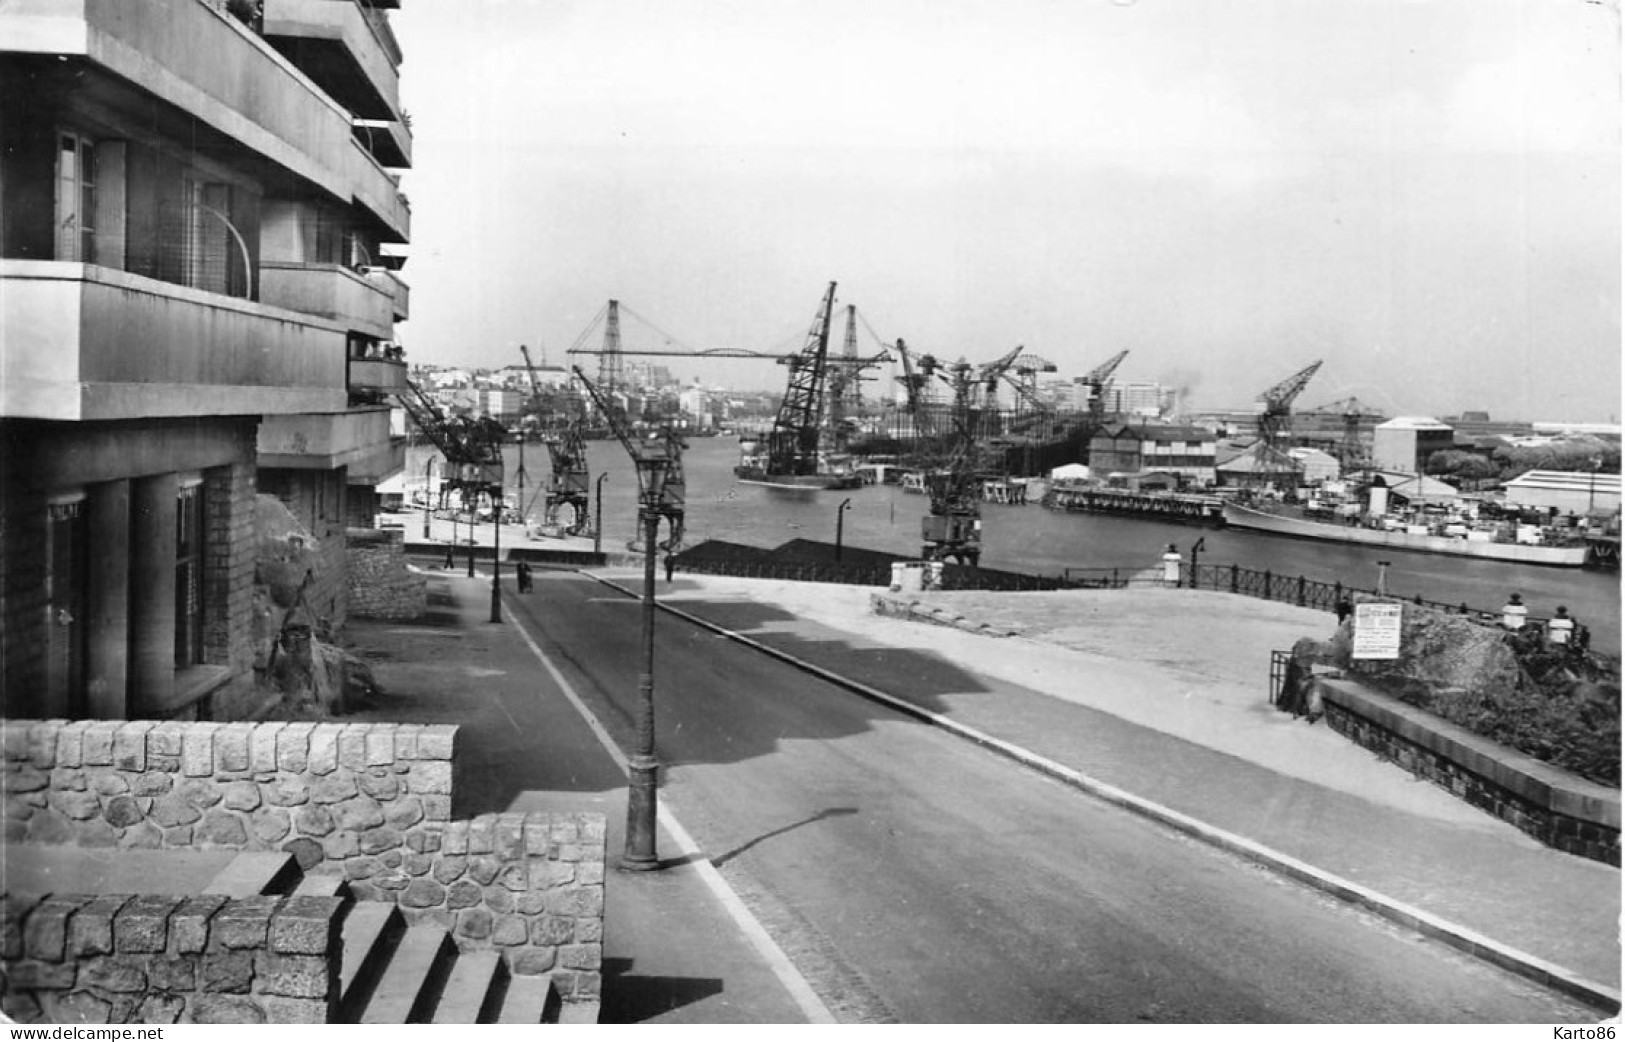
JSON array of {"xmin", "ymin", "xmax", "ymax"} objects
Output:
[{"xmin": 216, "ymin": 852, "xmax": 562, "ymax": 1024}]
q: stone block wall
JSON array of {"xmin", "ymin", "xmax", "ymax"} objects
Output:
[
  {"xmin": 0, "ymin": 892, "xmax": 344, "ymax": 1024},
  {"xmin": 869, "ymin": 593, "xmax": 1018, "ymax": 637},
  {"xmin": 346, "ymin": 528, "xmax": 427, "ymax": 621},
  {"xmin": 363, "ymin": 811, "xmax": 606, "ymax": 1001},
  {"xmin": 1, "ymin": 720, "xmax": 606, "ymax": 1004},
  {"xmin": 1316, "ymin": 680, "xmax": 1621, "ymax": 866}
]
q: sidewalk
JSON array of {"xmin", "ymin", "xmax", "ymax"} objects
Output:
[
  {"xmin": 591, "ymin": 570, "xmax": 1620, "ymax": 1005},
  {"xmin": 340, "ymin": 566, "xmax": 814, "ymax": 1024}
]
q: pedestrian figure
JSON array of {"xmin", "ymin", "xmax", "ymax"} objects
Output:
[
  {"xmin": 443, "ymin": 542, "xmax": 455, "ymax": 569},
  {"xmin": 1547, "ymin": 605, "xmax": 1575, "ymax": 647},
  {"xmin": 1335, "ymin": 597, "xmax": 1352, "ymax": 625},
  {"xmin": 664, "ymin": 553, "xmax": 676, "ymax": 584},
  {"xmin": 516, "ymin": 560, "xmax": 533, "ymax": 593},
  {"xmin": 1501, "ymin": 592, "xmax": 1528, "ymax": 631},
  {"xmin": 1160, "ymin": 544, "xmax": 1181, "ymax": 586}
]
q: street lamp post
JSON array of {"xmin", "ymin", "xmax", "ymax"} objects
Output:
[
  {"xmin": 466, "ymin": 489, "xmax": 476, "ymax": 579},
  {"xmin": 490, "ymin": 486, "xmax": 503, "ymax": 624},
  {"xmin": 595, "ymin": 472, "xmax": 609, "ymax": 557},
  {"xmin": 423, "ymin": 456, "xmax": 434, "ymax": 539},
  {"xmin": 835, "ymin": 497, "xmax": 852, "ymax": 562},
  {"xmin": 622, "ymin": 460, "xmax": 669, "ymax": 871}
]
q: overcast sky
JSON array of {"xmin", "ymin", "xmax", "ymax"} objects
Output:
[{"xmin": 392, "ymin": 0, "xmax": 1620, "ymax": 422}]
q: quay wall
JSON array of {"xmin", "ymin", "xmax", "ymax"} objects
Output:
[{"xmin": 0, "ymin": 719, "xmax": 605, "ymax": 1003}]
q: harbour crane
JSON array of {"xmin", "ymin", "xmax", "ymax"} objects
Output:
[
  {"xmin": 890, "ymin": 338, "xmax": 986, "ymax": 566},
  {"xmin": 1303, "ymin": 395, "xmax": 1384, "ymax": 472},
  {"xmin": 572, "ymin": 366, "xmax": 686, "ymax": 551},
  {"xmin": 396, "ymin": 380, "xmax": 506, "ymax": 508},
  {"xmin": 1254, "ymin": 359, "xmax": 1323, "ymax": 487},
  {"xmin": 1072, "ymin": 349, "xmax": 1130, "ymax": 426},
  {"xmin": 519, "ymin": 344, "xmax": 592, "ymax": 536},
  {"xmin": 765, "ymin": 282, "xmax": 839, "ymax": 478}
]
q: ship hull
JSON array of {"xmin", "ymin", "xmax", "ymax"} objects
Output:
[
  {"xmin": 1222, "ymin": 502, "xmax": 1591, "ymax": 567},
  {"xmin": 734, "ymin": 467, "xmax": 863, "ymax": 491}
]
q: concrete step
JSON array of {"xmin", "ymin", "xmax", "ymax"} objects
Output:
[
  {"xmin": 357, "ymin": 925, "xmax": 457, "ymax": 1024},
  {"xmin": 338, "ymin": 902, "xmax": 404, "ymax": 1016},
  {"xmin": 496, "ymin": 972, "xmax": 560, "ymax": 1025},
  {"xmin": 200, "ymin": 851, "xmax": 303, "ymax": 898},
  {"xmin": 291, "ymin": 872, "xmax": 350, "ymax": 899},
  {"xmin": 430, "ymin": 950, "xmax": 507, "ymax": 1024}
]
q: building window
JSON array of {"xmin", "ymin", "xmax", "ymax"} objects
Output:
[
  {"xmin": 175, "ymin": 484, "xmax": 206, "ymax": 667},
  {"xmin": 55, "ymin": 132, "xmax": 97, "ymax": 262}
]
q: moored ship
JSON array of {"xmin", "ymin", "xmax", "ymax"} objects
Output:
[{"xmin": 1222, "ymin": 500, "xmax": 1591, "ymax": 567}]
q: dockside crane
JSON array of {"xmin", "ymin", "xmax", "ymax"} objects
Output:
[
  {"xmin": 889, "ymin": 338, "xmax": 986, "ymax": 566},
  {"xmin": 397, "ymin": 380, "xmax": 507, "ymax": 508},
  {"xmin": 572, "ymin": 366, "xmax": 686, "ymax": 551},
  {"xmin": 1254, "ymin": 359, "xmax": 1323, "ymax": 487},
  {"xmin": 1304, "ymin": 395, "xmax": 1383, "ymax": 472},
  {"xmin": 766, "ymin": 282, "xmax": 839, "ymax": 478},
  {"xmin": 520, "ymin": 344, "xmax": 592, "ymax": 536},
  {"xmin": 1073, "ymin": 349, "xmax": 1129, "ymax": 426}
]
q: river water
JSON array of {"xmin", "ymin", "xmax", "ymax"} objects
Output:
[{"xmin": 409, "ymin": 438, "xmax": 1620, "ymax": 653}]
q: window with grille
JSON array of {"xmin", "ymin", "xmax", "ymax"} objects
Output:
[
  {"xmin": 175, "ymin": 484, "xmax": 207, "ymax": 667},
  {"xmin": 55, "ymin": 132, "xmax": 97, "ymax": 262}
]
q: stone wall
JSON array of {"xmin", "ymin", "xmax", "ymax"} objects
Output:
[
  {"xmin": 869, "ymin": 593, "xmax": 1018, "ymax": 637},
  {"xmin": 1, "ymin": 720, "xmax": 605, "ymax": 1002},
  {"xmin": 0, "ymin": 892, "xmax": 343, "ymax": 1025},
  {"xmin": 346, "ymin": 528, "xmax": 426, "ymax": 621},
  {"xmin": 1315, "ymin": 678, "xmax": 1621, "ymax": 866}
]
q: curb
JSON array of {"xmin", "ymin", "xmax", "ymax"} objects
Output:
[{"xmin": 581, "ymin": 569, "xmax": 1621, "ymax": 1014}]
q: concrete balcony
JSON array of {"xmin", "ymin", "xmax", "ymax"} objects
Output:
[
  {"xmin": 0, "ymin": 261, "xmax": 347, "ymax": 422},
  {"xmin": 260, "ymin": 261, "xmax": 393, "ymax": 339},
  {"xmin": 262, "ymin": 0, "xmax": 402, "ymax": 122},
  {"xmin": 351, "ymin": 142, "xmax": 411, "ymax": 241},
  {"xmin": 354, "ymin": 117, "xmax": 412, "ymax": 169},
  {"xmin": 1, "ymin": 0, "xmax": 407, "ymax": 243},
  {"xmin": 258, "ymin": 404, "xmax": 399, "ymax": 475},
  {"xmin": 364, "ymin": 267, "xmax": 410, "ymax": 322},
  {"xmin": 349, "ymin": 355, "xmax": 409, "ymax": 396}
]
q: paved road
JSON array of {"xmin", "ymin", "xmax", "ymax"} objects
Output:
[{"xmin": 508, "ymin": 570, "xmax": 1596, "ymax": 1023}]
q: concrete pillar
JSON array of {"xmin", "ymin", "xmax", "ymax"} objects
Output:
[
  {"xmin": 85, "ymin": 479, "xmax": 131, "ymax": 719},
  {"xmin": 129, "ymin": 473, "xmax": 177, "ymax": 715}
]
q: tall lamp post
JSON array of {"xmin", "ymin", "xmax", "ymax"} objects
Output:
[
  {"xmin": 622, "ymin": 457, "xmax": 670, "ymax": 871},
  {"xmin": 595, "ymin": 472, "xmax": 609, "ymax": 556},
  {"xmin": 465, "ymin": 487, "xmax": 476, "ymax": 579},
  {"xmin": 835, "ymin": 497, "xmax": 852, "ymax": 562},
  {"xmin": 489, "ymin": 484, "xmax": 503, "ymax": 624},
  {"xmin": 422, "ymin": 456, "xmax": 435, "ymax": 539}
]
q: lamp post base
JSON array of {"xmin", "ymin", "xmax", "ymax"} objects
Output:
[{"xmin": 619, "ymin": 756, "xmax": 660, "ymax": 871}]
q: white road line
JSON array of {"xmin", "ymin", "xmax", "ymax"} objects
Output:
[{"xmin": 504, "ymin": 595, "xmax": 837, "ymax": 1025}]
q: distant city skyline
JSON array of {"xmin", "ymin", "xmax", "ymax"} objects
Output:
[{"xmin": 393, "ymin": 0, "xmax": 1620, "ymax": 422}]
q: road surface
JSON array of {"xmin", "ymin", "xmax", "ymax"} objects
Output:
[{"xmin": 504, "ymin": 569, "xmax": 1597, "ymax": 1023}]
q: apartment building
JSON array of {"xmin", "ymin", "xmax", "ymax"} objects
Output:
[{"xmin": 1, "ymin": 0, "xmax": 411, "ymax": 720}]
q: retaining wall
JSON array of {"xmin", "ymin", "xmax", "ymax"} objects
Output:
[
  {"xmin": 1, "ymin": 720, "xmax": 605, "ymax": 1003},
  {"xmin": 0, "ymin": 892, "xmax": 344, "ymax": 1025},
  {"xmin": 1313, "ymin": 678, "xmax": 1621, "ymax": 865},
  {"xmin": 346, "ymin": 528, "xmax": 426, "ymax": 621}
]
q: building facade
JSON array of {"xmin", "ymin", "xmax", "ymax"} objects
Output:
[
  {"xmin": 1088, "ymin": 424, "xmax": 1217, "ymax": 485},
  {"xmin": 1, "ymin": 0, "xmax": 411, "ymax": 719},
  {"xmin": 1372, "ymin": 417, "xmax": 1455, "ymax": 475}
]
